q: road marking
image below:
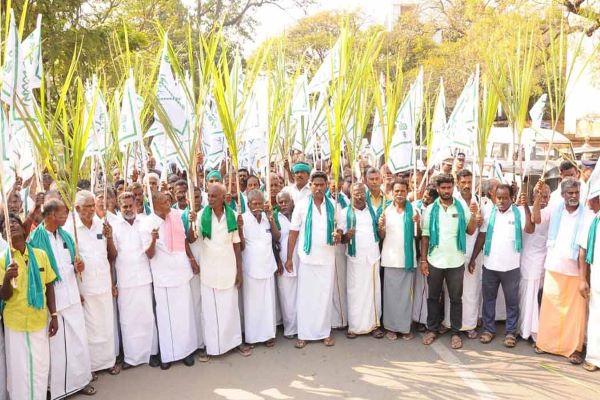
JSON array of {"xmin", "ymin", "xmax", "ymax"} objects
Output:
[{"xmin": 429, "ymin": 338, "xmax": 498, "ymax": 400}]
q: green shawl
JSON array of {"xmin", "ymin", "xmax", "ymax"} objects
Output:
[
  {"xmin": 28, "ymin": 224, "xmax": 77, "ymax": 281},
  {"xmin": 483, "ymin": 204, "xmax": 523, "ymax": 256},
  {"xmin": 200, "ymin": 204, "xmax": 237, "ymax": 239},
  {"xmin": 303, "ymin": 195, "xmax": 335, "ymax": 254},
  {"xmin": 428, "ymin": 198, "xmax": 467, "ymax": 255},
  {"xmin": 1, "ymin": 245, "xmax": 45, "ymax": 310},
  {"xmin": 586, "ymin": 213, "xmax": 600, "ymax": 264}
]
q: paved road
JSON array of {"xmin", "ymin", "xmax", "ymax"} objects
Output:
[{"xmin": 77, "ymin": 327, "xmax": 600, "ymax": 400}]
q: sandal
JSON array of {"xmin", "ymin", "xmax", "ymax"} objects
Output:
[
  {"xmin": 346, "ymin": 332, "xmax": 357, "ymax": 339},
  {"xmin": 386, "ymin": 331, "xmax": 398, "ymax": 341},
  {"xmin": 295, "ymin": 339, "xmax": 307, "ymax": 349},
  {"xmin": 237, "ymin": 344, "xmax": 252, "ymax": 357},
  {"xmin": 401, "ymin": 332, "xmax": 415, "ymax": 341},
  {"xmin": 422, "ymin": 331, "xmax": 438, "ymax": 345},
  {"xmin": 197, "ymin": 353, "xmax": 210, "ymax": 363},
  {"xmin": 80, "ymin": 384, "xmax": 96, "ymax": 396},
  {"xmin": 503, "ymin": 334, "xmax": 517, "ymax": 348},
  {"xmin": 479, "ymin": 332, "xmax": 495, "ymax": 344},
  {"xmin": 466, "ymin": 329, "xmax": 478, "ymax": 339},
  {"xmin": 323, "ymin": 336, "xmax": 335, "ymax": 347},
  {"xmin": 371, "ymin": 328, "xmax": 385, "ymax": 339},
  {"xmin": 284, "ymin": 334, "xmax": 296, "ymax": 340},
  {"xmin": 568, "ymin": 352, "xmax": 584, "ymax": 365},
  {"xmin": 108, "ymin": 364, "xmax": 121, "ymax": 375},
  {"xmin": 91, "ymin": 373, "xmax": 98, "ymax": 382},
  {"xmin": 265, "ymin": 338, "xmax": 276, "ymax": 347},
  {"xmin": 439, "ymin": 325, "xmax": 450, "ymax": 335},
  {"xmin": 451, "ymin": 334, "xmax": 463, "ymax": 350},
  {"xmin": 583, "ymin": 361, "xmax": 599, "ymax": 372}
]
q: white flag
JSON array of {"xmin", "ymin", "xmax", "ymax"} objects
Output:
[
  {"xmin": 307, "ymin": 37, "xmax": 341, "ymax": 94},
  {"xmin": 429, "ymin": 78, "xmax": 451, "ymax": 167},
  {"xmin": 22, "ymin": 14, "xmax": 43, "ymax": 89},
  {"xmin": 118, "ymin": 70, "xmax": 144, "ymax": 149},
  {"xmin": 84, "ymin": 75, "xmax": 111, "ymax": 156},
  {"xmin": 446, "ymin": 67, "xmax": 479, "ymax": 150},
  {"xmin": 370, "ymin": 76, "xmax": 385, "ymax": 158},
  {"xmin": 529, "ymin": 94, "xmax": 547, "ymax": 129}
]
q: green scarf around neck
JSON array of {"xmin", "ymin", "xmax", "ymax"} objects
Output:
[
  {"xmin": 483, "ymin": 204, "xmax": 522, "ymax": 256},
  {"xmin": 346, "ymin": 205, "xmax": 380, "ymax": 257},
  {"xmin": 273, "ymin": 205, "xmax": 281, "ymax": 231},
  {"xmin": 200, "ymin": 204, "xmax": 237, "ymax": 239},
  {"xmin": 2, "ymin": 245, "xmax": 45, "ymax": 310},
  {"xmin": 303, "ymin": 195, "xmax": 335, "ymax": 254},
  {"xmin": 228, "ymin": 195, "xmax": 246, "ymax": 214},
  {"xmin": 28, "ymin": 224, "xmax": 76, "ymax": 281},
  {"xmin": 586, "ymin": 213, "xmax": 600, "ymax": 264},
  {"xmin": 428, "ymin": 198, "xmax": 467, "ymax": 255}
]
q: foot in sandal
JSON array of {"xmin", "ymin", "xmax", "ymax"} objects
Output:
[
  {"xmin": 80, "ymin": 384, "xmax": 96, "ymax": 396},
  {"xmin": 479, "ymin": 331, "xmax": 495, "ymax": 344},
  {"xmin": 237, "ymin": 344, "xmax": 252, "ymax": 357},
  {"xmin": 583, "ymin": 361, "xmax": 599, "ymax": 372},
  {"xmin": 323, "ymin": 336, "xmax": 335, "ymax": 346},
  {"xmin": 451, "ymin": 334, "xmax": 463, "ymax": 350},
  {"xmin": 422, "ymin": 331, "xmax": 438, "ymax": 345},
  {"xmin": 503, "ymin": 334, "xmax": 517, "ymax": 348}
]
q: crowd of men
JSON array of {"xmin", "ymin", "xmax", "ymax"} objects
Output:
[{"xmin": 0, "ymin": 152, "xmax": 599, "ymax": 400}]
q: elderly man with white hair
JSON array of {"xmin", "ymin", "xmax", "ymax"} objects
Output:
[
  {"xmin": 65, "ymin": 190, "xmax": 120, "ymax": 377},
  {"xmin": 240, "ymin": 189, "xmax": 280, "ymax": 347}
]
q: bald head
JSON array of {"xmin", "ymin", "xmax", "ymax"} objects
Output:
[{"xmin": 208, "ymin": 183, "xmax": 226, "ymax": 209}]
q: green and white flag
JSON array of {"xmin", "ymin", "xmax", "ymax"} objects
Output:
[
  {"xmin": 1, "ymin": 9, "xmax": 20, "ymax": 108},
  {"xmin": 388, "ymin": 69, "xmax": 423, "ymax": 174},
  {"xmin": 446, "ymin": 67, "xmax": 479, "ymax": 150},
  {"xmin": 370, "ymin": 74, "xmax": 386, "ymax": 158},
  {"xmin": 0, "ymin": 107, "xmax": 14, "ymax": 189},
  {"xmin": 118, "ymin": 70, "xmax": 144, "ymax": 149},
  {"xmin": 21, "ymin": 14, "xmax": 43, "ymax": 89},
  {"xmin": 84, "ymin": 75, "xmax": 110, "ymax": 156},
  {"xmin": 202, "ymin": 97, "xmax": 225, "ymax": 170}
]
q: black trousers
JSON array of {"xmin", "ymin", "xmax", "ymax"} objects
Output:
[{"xmin": 426, "ymin": 264, "xmax": 464, "ymax": 334}]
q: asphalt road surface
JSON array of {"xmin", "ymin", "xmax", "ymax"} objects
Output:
[{"xmin": 76, "ymin": 326, "xmax": 600, "ymax": 400}]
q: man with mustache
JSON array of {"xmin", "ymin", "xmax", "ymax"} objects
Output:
[
  {"xmin": 470, "ymin": 184, "xmax": 534, "ymax": 348},
  {"xmin": 111, "ymin": 192, "xmax": 159, "ymax": 369},
  {"xmin": 286, "ymin": 171, "xmax": 342, "ymax": 349},
  {"xmin": 536, "ymin": 177, "xmax": 593, "ymax": 364},
  {"xmin": 240, "ymin": 189, "xmax": 280, "ymax": 347},
  {"xmin": 441, "ymin": 170, "xmax": 484, "ymax": 339},
  {"xmin": 276, "ymin": 191, "xmax": 298, "ymax": 338},
  {"xmin": 0, "ymin": 214, "xmax": 58, "ymax": 400}
]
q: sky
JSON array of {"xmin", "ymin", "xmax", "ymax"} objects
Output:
[{"xmin": 247, "ymin": 0, "xmax": 395, "ymax": 52}]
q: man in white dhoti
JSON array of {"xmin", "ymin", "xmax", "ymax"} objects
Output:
[
  {"xmin": 112, "ymin": 192, "xmax": 160, "ymax": 369},
  {"xmin": 240, "ymin": 189, "xmax": 280, "ymax": 346},
  {"xmin": 379, "ymin": 180, "xmax": 419, "ymax": 340},
  {"xmin": 339, "ymin": 183, "xmax": 382, "ymax": 338},
  {"xmin": 186, "ymin": 187, "xmax": 206, "ymax": 357},
  {"xmin": 328, "ymin": 179, "xmax": 348, "ymax": 330},
  {"xmin": 276, "ymin": 191, "xmax": 299, "ymax": 338},
  {"xmin": 0, "ymin": 214, "xmax": 58, "ymax": 400},
  {"xmin": 143, "ymin": 191, "xmax": 199, "ymax": 369},
  {"xmin": 196, "ymin": 183, "xmax": 252, "ymax": 357},
  {"xmin": 29, "ymin": 199, "xmax": 95, "ymax": 398},
  {"xmin": 65, "ymin": 190, "xmax": 120, "ymax": 377},
  {"xmin": 519, "ymin": 182, "xmax": 550, "ymax": 342},
  {"xmin": 578, "ymin": 192, "xmax": 600, "ymax": 372},
  {"xmin": 286, "ymin": 171, "xmax": 342, "ymax": 348},
  {"xmin": 443, "ymin": 170, "xmax": 483, "ymax": 339},
  {"xmin": 282, "ymin": 162, "xmax": 312, "ymax": 204}
]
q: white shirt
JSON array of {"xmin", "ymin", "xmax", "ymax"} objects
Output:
[
  {"xmin": 64, "ymin": 215, "xmax": 112, "ymax": 295},
  {"xmin": 290, "ymin": 197, "xmax": 337, "ymax": 266},
  {"xmin": 454, "ymin": 193, "xmax": 480, "ymax": 257},
  {"xmin": 480, "ymin": 206, "xmax": 526, "ymax": 272},
  {"xmin": 380, "ymin": 205, "xmax": 415, "ymax": 268},
  {"xmin": 196, "ymin": 209, "xmax": 241, "ymax": 289},
  {"xmin": 47, "ymin": 228, "xmax": 81, "ymax": 311},
  {"xmin": 339, "ymin": 206, "xmax": 380, "ymax": 265},
  {"xmin": 545, "ymin": 206, "xmax": 593, "ymax": 276},
  {"xmin": 112, "ymin": 216, "xmax": 153, "ymax": 289},
  {"xmin": 141, "ymin": 212, "xmax": 192, "ymax": 288},
  {"xmin": 283, "ymin": 183, "xmax": 311, "ymax": 205},
  {"xmin": 241, "ymin": 212, "xmax": 277, "ymax": 279},
  {"xmin": 520, "ymin": 211, "xmax": 550, "ymax": 277},
  {"xmin": 278, "ymin": 213, "xmax": 298, "ymax": 277}
]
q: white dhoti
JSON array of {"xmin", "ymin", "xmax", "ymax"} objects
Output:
[
  {"xmin": 243, "ymin": 275, "xmax": 277, "ymax": 343},
  {"xmin": 50, "ymin": 303, "xmax": 92, "ymax": 400},
  {"xmin": 443, "ymin": 259, "xmax": 482, "ymax": 331},
  {"xmin": 118, "ymin": 284, "xmax": 159, "ymax": 366},
  {"xmin": 0, "ymin": 322, "xmax": 7, "ymax": 400},
  {"xmin": 412, "ymin": 270, "xmax": 428, "ymax": 324},
  {"xmin": 586, "ymin": 266, "xmax": 600, "ymax": 368},
  {"xmin": 5, "ymin": 327, "xmax": 49, "ymax": 400},
  {"xmin": 277, "ymin": 275, "xmax": 298, "ymax": 336},
  {"xmin": 154, "ymin": 282, "xmax": 197, "ymax": 363},
  {"xmin": 298, "ymin": 262, "xmax": 335, "ymax": 340},
  {"xmin": 201, "ymin": 284, "xmax": 242, "ymax": 356},
  {"xmin": 190, "ymin": 275, "xmax": 205, "ymax": 349},
  {"xmin": 347, "ymin": 259, "xmax": 381, "ymax": 334},
  {"xmin": 331, "ymin": 246, "xmax": 348, "ymax": 328},
  {"xmin": 518, "ymin": 259, "xmax": 544, "ymax": 341},
  {"xmin": 82, "ymin": 291, "xmax": 116, "ymax": 371}
]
